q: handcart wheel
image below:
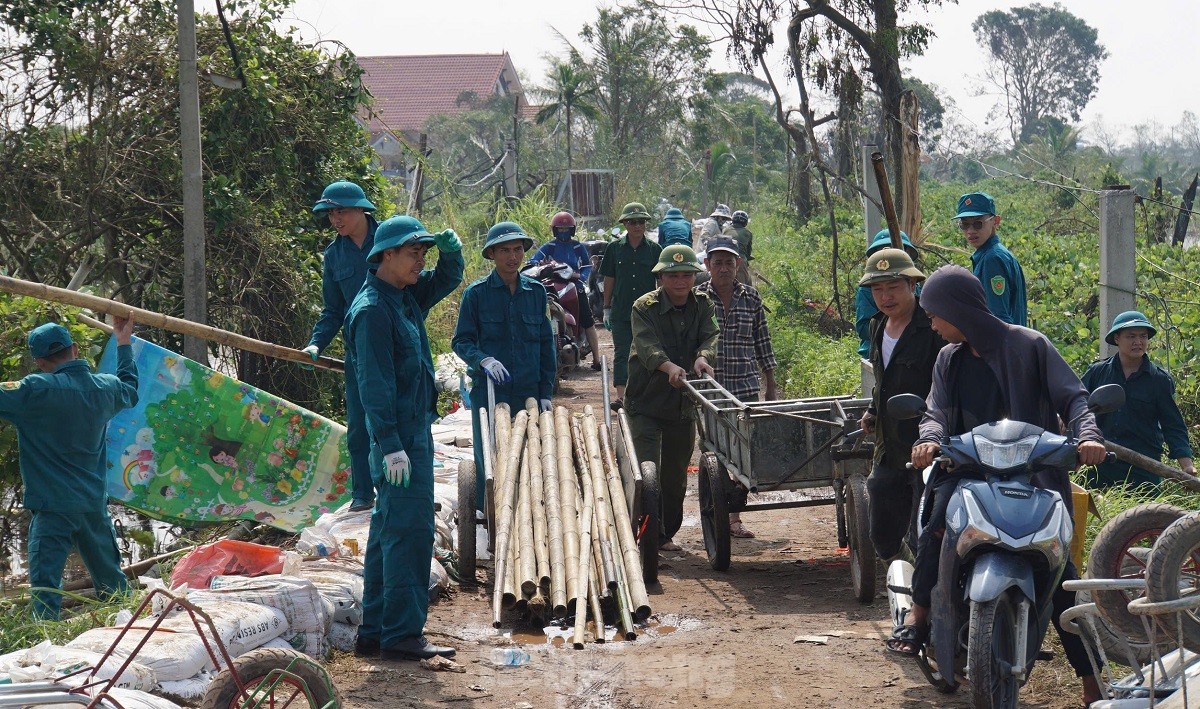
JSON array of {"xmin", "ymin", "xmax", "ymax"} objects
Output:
[
  {"xmin": 199, "ymin": 647, "xmax": 341, "ymax": 709},
  {"xmin": 699, "ymin": 453, "xmax": 731, "ymax": 572},
  {"xmin": 457, "ymin": 460, "xmax": 477, "ymax": 586},
  {"xmin": 846, "ymin": 473, "xmax": 876, "ymax": 603},
  {"xmin": 639, "ymin": 461, "xmax": 660, "ymax": 584},
  {"xmin": 1146, "ymin": 511, "xmax": 1200, "ymax": 651}
]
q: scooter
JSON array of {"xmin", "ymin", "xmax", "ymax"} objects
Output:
[
  {"xmin": 583, "ymin": 239, "xmax": 608, "ymax": 319},
  {"xmin": 885, "ymin": 384, "xmax": 1124, "ymax": 708},
  {"xmin": 521, "ymin": 260, "xmax": 591, "ymax": 374}
]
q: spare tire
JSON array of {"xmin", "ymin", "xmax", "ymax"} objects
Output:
[{"xmin": 1145, "ymin": 511, "xmax": 1200, "ymax": 651}]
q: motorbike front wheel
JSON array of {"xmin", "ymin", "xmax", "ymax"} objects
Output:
[{"xmin": 967, "ymin": 594, "xmax": 1020, "ymax": 709}]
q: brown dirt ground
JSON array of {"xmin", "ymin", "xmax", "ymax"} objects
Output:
[{"xmin": 325, "ymin": 331, "xmax": 1085, "ymax": 708}]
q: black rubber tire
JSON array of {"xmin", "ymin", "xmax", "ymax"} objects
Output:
[
  {"xmin": 639, "ymin": 461, "xmax": 660, "ymax": 584},
  {"xmin": 1146, "ymin": 511, "xmax": 1200, "ymax": 650},
  {"xmin": 846, "ymin": 473, "xmax": 877, "ymax": 603},
  {"xmin": 1087, "ymin": 503, "xmax": 1188, "ymax": 641},
  {"xmin": 199, "ymin": 647, "xmax": 341, "ymax": 709},
  {"xmin": 699, "ymin": 453, "xmax": 731, "ymax": 572},
  {"xmin": 968, "ymin": 595, "xmax": 1020, "ymax": 709},
  {"xmin": 1074, "ymin": 587, "xmax": 1158, "ymax": 668},
  {"xmin": 457, "ymin": 460, "xmax": 477, "ymax": 586}
]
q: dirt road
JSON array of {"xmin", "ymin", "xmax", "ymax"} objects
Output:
[{"xmin": 326, "ymin": 338, "xmax": 1082, "ymax": 708}]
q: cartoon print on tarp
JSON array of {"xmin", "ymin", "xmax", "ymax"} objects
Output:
[{"xmin": 100, "ymin": 337, "xmax": 352, "ymax": 532}]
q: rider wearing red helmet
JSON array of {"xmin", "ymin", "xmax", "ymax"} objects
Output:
[{"xmin": 527, "ymin": 211, "xmax": 602, "ymax": 370}]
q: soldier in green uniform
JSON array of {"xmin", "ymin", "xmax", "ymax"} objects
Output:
[
  {"xmin": 600, "ymin": 202, "xmax": 663, "ymax": 410},
  {"xmin": 0, "ymin": 317, "xmax": 138, "ymax": 619},
  {"xmin": 626, "ymin": 245, "xmax": 719, "ymax": 551},
  {"xmin": 345, "ymin": 215, "xmax": 464, "ymax": 660}
]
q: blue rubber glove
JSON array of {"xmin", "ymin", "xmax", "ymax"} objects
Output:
[
  {"xmin": 480, "ymin": 357, "xmax": 511, "ymax": 384},
  {"xmin": 434, "ymin": 229, "xmax": 462, "ymax": 253},
  {"xmin": 539, "ymin": 399, "xmax": 552, "ymax": 413},
  {"xmin": 383, "ymin": 450, "xmax": 411, "ymax": 488},
  {"xmin": 603, "ymin": 308, "xmax": 612, "ymax": 330}
]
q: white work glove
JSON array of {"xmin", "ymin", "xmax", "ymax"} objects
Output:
[
  {"xmin": 301, "ymin": 345, "xmax": 320, "ymax": 362},
  {"xmin": 383, "ymin": 450, "xmax": 411, "ymax": 488},
  {"xmin": 480, "ymin": 357, "xmax": 511, "ymax": 384},
  {"xmin": 539, "ymin": 398, "xmax": 552, "ymax": 413}
]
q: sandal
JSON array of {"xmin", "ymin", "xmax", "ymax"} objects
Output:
[
  {"xmin": 729, "ymin": 521, "xmax": 756, "ymax": 539},
  {"xmin": 885, "ymin": 624, "xmax": 928, "ymax": 657}
]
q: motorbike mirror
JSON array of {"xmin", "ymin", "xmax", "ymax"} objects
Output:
[
  {"xmin": 1087, "ymin": 383, "xmax": 1126, "ymax": 414},
  {"xmin": 887, "ymin": 393, "xmax": 927, "ymax": 420}
]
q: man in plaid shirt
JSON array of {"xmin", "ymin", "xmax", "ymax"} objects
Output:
[{"xmin": 698, "ymin": 236, "xmax": 778, "ymax": 538}]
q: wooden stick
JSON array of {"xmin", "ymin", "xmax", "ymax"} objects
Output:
[
  {"xmin": 870, "ymin": 151, "xmax": 904, "ymax": 250},
  {"xmin": 0, "ymin": 273, "xmax": 345, "ymax": 372},
  {"xmin": 1105, "ymin": 441, "xmax": 1200, "ymax": 493},
  {"xmin": 540, "ymin": 410, "xmax": 568, "ymax": 616}
]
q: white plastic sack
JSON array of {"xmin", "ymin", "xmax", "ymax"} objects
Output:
[
  {"xmin": 294, "ymin": 561, "xmax": 364, "ymax": 603},
  {"xmin": 311, "ymin": 582, "xmax": 361, "ymax": 625},
  {"xmin": 204, "ymin": 575, "xmax": 330, "ymax": 634},
  {"xmin": 155, "ymin": 669, "xmax": 216, "ymax": 705},
  {"xmin": 157, "ymin": 599, "xmax": 287, "ymax": 657},
  {"xmin": 25, "ymin": 687, "xmax": 181, "ymax": 709},
  {"xmin": 327, "ymin": 622, "xmax": 357, "ymax": 653},
  {"xmin": 67, "ymin": 628, "xmax": 211, "ymax": 682},
  {"xmin": 282, "ymin": 631, "xmax": 326, "ymax": 658},
  {"xmin": 17, "ymin": 643, "xmax": 158, "ymax": 692},
  {"xmin": 429, "ymin": 557, "xmax": 449, "ymax": 602}
]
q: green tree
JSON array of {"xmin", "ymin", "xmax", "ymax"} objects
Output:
[
  {"xmin": 972, "ymin": 3, "xmax": 1108, "ymax": 144},
  {"xmin": 535, "ymin": 58, "xmax": 599, "ymax": 174}
]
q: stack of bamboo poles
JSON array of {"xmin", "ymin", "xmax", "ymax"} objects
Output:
[{"xmin": 488, "ymin": 399, "xmax": 651, "ymax": 647}]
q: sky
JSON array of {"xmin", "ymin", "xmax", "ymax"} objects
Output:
[{"xmin": 282, "ymin": 0, "xmax": 1199, "ymax": 145}]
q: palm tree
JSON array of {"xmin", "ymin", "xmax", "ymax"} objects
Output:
[{"xmin": 536, "ymin": 60, "xmax": 598, "ymax": 208}]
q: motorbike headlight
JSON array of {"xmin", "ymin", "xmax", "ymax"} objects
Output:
[{"xmin": 974, "ymin": 435, "xmax": 1041, "ymax": 470}]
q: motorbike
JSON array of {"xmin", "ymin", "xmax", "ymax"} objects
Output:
[
  {"xmin": 521, "ymin": 260, "xmax": 591, "ymax": 375},
  {"xmin": 885, "ymin": 383, "xmax": 1124, "ymax": 708}
]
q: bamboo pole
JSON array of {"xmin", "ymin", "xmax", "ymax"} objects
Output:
[
  {"xmin": 526, "ymin": 416, "xmax": 551, "ymax": 590},
  {"xmin": 573, "ymin": 414, "xmax": 615, "ymax": 590},
  {"xmin": 492, "ymin": 409, "xmax": 528, "ymax": 626},
  {"xmin": 540, "ymin": 410, "xmax": 568, "ymax": 616},
  {"xmin": 556, "ymin": 407, "xmax": 582, "ymax": 613},
  {"xmin": 588, "ymin": 570, "xmax": 606, "ymax": 644},
  {"xmin": 581, "ymin": 409, "xmax": 618, "ymax": 591},
  {"xmin": 1106, "ymin": 441, "xmax": 1200, "ymax": 493},
  {"xmin": 572, "ymin": 436, "xmax": 597, "ymax": 649},
  {"xmin": 599, "ymin": 422, "xmax": 652, "ymax": 621},
  {"xmin": 0, "ymin": 274, "xmax": 346, "ymax": 372},
  {"xmin": 608, "ymin": 525, "xmax": 637, "ymax": 641},
  {"xmin": 506, "ymin": 523, "xmax": 522, "ymax": 611},
  {"xmin": 518, "ymin": 443, "xmax": 537, "ymax": 597}
]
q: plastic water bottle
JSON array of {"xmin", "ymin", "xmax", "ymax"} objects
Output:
[{"xmin": 490, "ymin": 647, "xmax": 530, "ymax": 667}]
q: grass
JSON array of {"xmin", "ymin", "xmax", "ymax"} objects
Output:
[{"xmin": 0, "ymin": 589, "xmax": 143, "ymax": 655}]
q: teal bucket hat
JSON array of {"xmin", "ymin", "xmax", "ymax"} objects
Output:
[
  {"xmin": 28, "ymin": 323, "xmax": 74, "ymax": 359},
  {"xmin": 867, "ymin": 228, "xmax": 918, "ymax": 259},
  {"xmin": 482, "ymin": 221, "xmax": 534, "ymax": 258},
  {"xmin": 1105, "ymin": 310, "xmax": 1157, "ymax": 346},
  {"xmin": 367, "ymin": 215, "xmax": 435, "ymax": 263},
  {"xmin": 953, "ymin": 192, "xmax": 997, "ymax": 220},
  {"xmin": 312, "ymin": 181, "xmax": 377, "ymax": 214}
]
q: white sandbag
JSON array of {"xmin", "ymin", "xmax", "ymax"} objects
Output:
[
  {"xmin": 294, "ymin": 561, "xmax": 364, "ymax": 602},
  {"xmin": 282, "ymin": 631, "xmax": 326, "ymax": 659},
  {"xmin": 67, "ymin": 628, "xmax": 210, "ymax": 682},
  {"xmin": 155, "ymin": 669, "xmax": 216, "ymax": 705},
  {"xmin": 429, "ymin": 556, "xmax": 449, "ymax": 602},
  {"xmin": 311, "ymin": 582, "xmax": 361, "ymax": 625},
  {"xmin": 204, "ymin": 575, "xmax": 330, "ymax": 634},
  {"xmin": 327, "ymin": 622, "xmax": 357, "ymax": 653},
  {"xmin": 23, "ymin": 687, "xmax": 182, "ymax": 709},
  {"xmin": 158, "ymin": 599, "xmax": 287, "ymax": 657},
  {"xmin": 18, "ymin": 644, "xmax": 158, "ymax": 692},
  {"xmin": 259, "ymin": 637, "xmax": 294, "ymax": 651}
]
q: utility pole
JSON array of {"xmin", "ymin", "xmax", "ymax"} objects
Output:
[
  {"xmin": 861, "ymin": 145, "xmax": 882, "ymax": 239},
  {"xmin": 1099, "ymin": 187, "xmax": 1136, "ymax": 359},
  {"xmin": 178, "ymin": 0, "xmax": 207, "ymax": 365}
]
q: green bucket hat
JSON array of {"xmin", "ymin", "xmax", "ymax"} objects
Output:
[
  {"xmin": 867, "ymin": 229, "xmax": 918, "ymax": 260},
  {"xmin": 618, "ymin": 202, "xmax": 653, "ymax": 222},
  {"xmin": 28, "ymin": 323, "xmax": 74, "ymax": 359},
  {"xmin": 858, "ymin": 248, "xmax": 926, "ymax": 287},
  {"xmin": 312, "ymin": 180, "xmax": 377, "ymax": 213},
  {"xmin": 652, "ymin": 244, "xmax": 704, "ymax": 273},
  {"xmin": 482, "ymin": 221, "xmax": 534, "ymax": 258},
  {"xmin": 367, "ymin": 215, "xmax": 434, "ymax": 263},
  {"xmin": 1105, "ymin": 310, "xmax": 1157, "ymax": 345}
]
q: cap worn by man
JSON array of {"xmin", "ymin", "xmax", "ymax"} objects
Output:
[
  {"xmin": 1105, "ymin": 310, "xmax": 1157, "ymax": 345},
  {"xmin": 953, "ymin": 192, "xmax": 997, "ymax": 219},
  {"xmin": 858, "ymin": 248, "xmax": 926, "ymax": 287},
  {"xmin": 704, "ymin": 236, "xmax": 741, "ymax": 259},
  {"xmin": 367, "ymin": 215, "xmax": 435, "ymax": 263},
  {"xmin": 710, "ymin": 204, "xmax": 732, "ymax": 220},
  {"xmin": 618, "ymin": 203, "xmax": 653, "ymax": 223},
  {"xmin": 28, "ymin": 323, "xmax": 75, "ymax": 359},
  {"xmin": 483, "ymin": 221, "xmax": 534, "ymax": 258},
  {"xmin": 867, "ymin": 228, "xmax": 919, "ymax": 260},
  {"xmin": 653, "ymin": 245, "xmax": 704, "ymax": 273},
  {"xmin": 312, "ymin": 180, "xmax": 377, "ymax": 214}
]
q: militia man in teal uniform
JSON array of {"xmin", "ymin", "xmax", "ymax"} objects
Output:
[
  {"xmin": 303, "ymin": 180, "xmax": 379, "ymax": 512},
  {"xmin": 626, "ymin": 245, "xmax": 719, "ymax": 551},
  {"xmin": 955, "ymin": 191, "xmax": 1027, "ymax": 326},
  {"xmin": 601, "ymin": 202, "xmax": 663, "ymax": 409},
  {"xmin": 0, "ymin": 317, "xmax": 138, "ymax": 619},
  {"xmin": 1082, "ymin": 311, "xmax": 1195, "ymax": 489},
  {"xmin": 453, "ymin": 221, "xmax": 556, "ymax": 507},
  {"xmin": 345, "ymin": 215, "xmax": 464, "ymax": 660}
]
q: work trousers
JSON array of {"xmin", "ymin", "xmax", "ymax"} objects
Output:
[
  {"xmin": 610, "ymin": 318, "xmax": 633, "ymax": 387},
  {"xmin": 361, "ymin": 421, "xmax": 435, "ymax": 648},
  {"xmin": 628, "ymin": 413, "xmax": 696, "ymax": 543},
  {"xmin": 866, "ymin": 461, "xmax": 923, "ymax": 561},
  {"xmin": 29, "ymin": 509, "xmax": 128, "ymax": 620},
  {"xmin": 345, "ymin": 349, "xmax": 374, "ymax": 508},
  {"xmin": 911, "ymin": 472, "xmax": 1092, "ymax": 678}
]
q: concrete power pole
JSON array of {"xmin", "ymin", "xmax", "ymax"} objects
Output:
[
  {"xmin": 861, "ymin": 145, "xmax": 882, "ymax": 239},
  {"xmin": 179, "ymin": 0, "xmax": 208, "ymax": 365},
  {"xmin": 1099, "ymin": 187, "xmax": 1136, "ymax": 359}
]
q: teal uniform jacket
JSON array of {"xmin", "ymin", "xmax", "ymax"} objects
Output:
[
  {"xmin": 0, "ymin": 342, "xmax": 138, "ymax": 618},
  {"xmin": 1082, "ymin": 354, "xmax": 1194, "ymax": 488},
  {"xmin": 971, "ymin": 234, "xmax": 1027, "ymax": 326},
  {"xmin": 345, "ymin": 250, "xmax": 463, "ymax": 647},
  {"xmin": 453, "ymin": 271, "xmax": 556, "ymax": 502},
  {"xmin": 307, "ymin": 215, "xmax": 378, "ymax": 505}
]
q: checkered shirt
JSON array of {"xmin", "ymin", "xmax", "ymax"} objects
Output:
[{"xmin": 696, "ymin": 281, "xmax": 777, "ymax": 401}]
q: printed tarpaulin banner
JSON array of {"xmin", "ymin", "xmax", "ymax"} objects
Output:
[{"xmin": 100, "ymin": 337, "xmax": 353, "ymax": 532}]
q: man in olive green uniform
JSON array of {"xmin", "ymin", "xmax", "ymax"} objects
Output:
[
  {"xmin": 0, "ymin": 317, "xmax": 138, "ymax": 619},
  {"xmin": 626, "ymin": 245, "xmax": 718, "ymax": 550},
  {"xmin": 601, "ymin": 202, "xmax": 663, "ymax": 409}
]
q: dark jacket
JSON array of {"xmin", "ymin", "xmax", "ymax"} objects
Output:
[
  {"xmin": 867, "ymin": 308, "xmax": 946, "ymax": 469},
  {"xmin": 917, "ymin": 265, "xmax": 1101, "ymax": 517}
]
